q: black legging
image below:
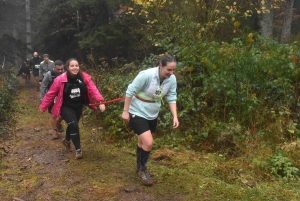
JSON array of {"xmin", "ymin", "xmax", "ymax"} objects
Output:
[{"xmin": 60, "ymin": 105, "xmax": 83, "ymax": 151}]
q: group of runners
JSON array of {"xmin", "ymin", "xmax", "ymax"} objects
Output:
[
  {"xmin": 21, "ymin": 53, "xmax": 179, "ymax": 186},
  {"xmin": 17, "ymin": 52, "xmax": 55, "ymax": 91}
]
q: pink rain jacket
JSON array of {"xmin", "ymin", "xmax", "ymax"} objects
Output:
[{"xmin": 39, "ymin": 72, "xmax": 104, "ymax": 118}]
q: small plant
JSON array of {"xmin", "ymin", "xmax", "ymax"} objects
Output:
[{"xmin": 270, "ymin": 150, "xmax": 299, "ymax": 180}]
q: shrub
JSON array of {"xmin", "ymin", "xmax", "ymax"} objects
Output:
[
  {"xmin": 270, "ymin": 150, "xmax": 299, "ymax": 180},
  {"xmin": 84, "ymin": 37, "xmax": 300, "ymax": 154},
  {"xmin": 0, "ymin": 68, "xmax": 18, "ymax": 134}
]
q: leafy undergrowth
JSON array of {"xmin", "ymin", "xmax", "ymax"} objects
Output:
[{"xmin": 1, "ymin": 79, "xmax": 300, "ymax": 201}]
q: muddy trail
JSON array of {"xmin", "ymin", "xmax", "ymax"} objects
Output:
[{"xmin": 0, "ymin": 80, "xmax": 193, "ymax": 201}]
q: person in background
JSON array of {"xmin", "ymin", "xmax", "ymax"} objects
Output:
[
  {"xmin": 17, "ymin": 60, "xmax": 31, "ymax": 84},
  {"xmin": 40, "ymin": 60, "xmax": 65, "ymax": 140},
  {"xmin": 39, "ymin": 58, "xmax": 106, "ymax": 159},
  {"xmin": 122, "ymin": 54, "xmax": 179, "ymax": 186},
  {"xmin": 30, "ymin": 52, "xmax": 42, "ymax": 91},
  {"xmin": 39, "ymin": 54, "xmax": 54, "ymax": 86}
]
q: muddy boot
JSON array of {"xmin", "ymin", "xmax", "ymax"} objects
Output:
[
  {"xmin": 62, "ymin": 138, "xmax": 72, "ymax": 152},
  {"xmin": 75, "ymin": 149, "xmax": 83, "ymax": 159},
  {"xmin": 137, "ymin": 167, "xmax": 153, "ymax": 186}
]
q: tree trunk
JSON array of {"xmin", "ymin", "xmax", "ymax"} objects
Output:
[
  {"xmin": 280, "ymin": 0, "xmax": 294, "ymax": 43},
  {"xmin": 259, "ymin": 0, "xmax": 274, "ymax": 37},
  {"xmin": 12, "ymin": 27, "xmax": 20, "ymax": 67},
  {"xmin": 25, "ymin": 0, "xmax": 32, "ymax": 59}
]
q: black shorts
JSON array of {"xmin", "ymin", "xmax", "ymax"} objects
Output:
[
  {"xmin": 32, "ymin": 70, "xmax": 39, "ymax": 77},
  {"xmin": 129, "ymin": 113, "xmax": 157, "ymax": 135},
  {"xmin": 48, "ymin": 102, "xmax": 54, "ymax": 114}
]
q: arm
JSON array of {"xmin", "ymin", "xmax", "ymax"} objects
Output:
[
  {"xmin": 165, "ymin": 76, "xmax": 178, "ymax": 128},
  {"xmin": 29, "ymin": 60, "xmax": 33, "ymax": 73},
  {"xmin": 40, "ymin": 72, "xmax": 51, "ymax": 101},
  {"xmin": 122, "ymin": 96, "xmax": 132, "ymax": 121},
  {"xmin": 85, "ymin": 76, "xmax": 105, "ymax": 112},
  {"xmin": 38, "ymin": 63, "xmax": 43, "ymax": 83},
  {"xmin": 39, "ymin": 78, "xmax": 59, "ymax": 112},
  {"xmin": 121, "ymin": 71, "xmax": 149, "ymax": 121},
  {"xmin": 169, "ymin": 103, "xmax": 179, "ymax": 128}
]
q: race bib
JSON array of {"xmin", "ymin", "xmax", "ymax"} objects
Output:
[
  {"xmin": 35, "ymin": 65, "xmax": 40, "ymax": 69},
  {"xmin": 153, "ymin": 86, "xmax": 163, "ymax": 100},
  {"xmin": 70, "ymin": 88, "xmax": 81, "ymax": 98}
]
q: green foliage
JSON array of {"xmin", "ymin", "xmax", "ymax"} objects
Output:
[
  {"xmin": 163, "ymin": 37, "xmax": 300, "ymax": 153},
  {"xmin": 270, "ymin": 150, "xmax": 299, "ymax": 180},
  {"xmin": 84, "ymin": 37, "xmax": 300, "ymax": 154},
  {"xmin": 0, "ymin": 68, "xmax": 18, "ymax": 134}
]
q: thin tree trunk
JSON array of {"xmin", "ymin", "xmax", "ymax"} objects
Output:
[
  {"xmin": 25, "ymin": 0, "xmax": 32, "ymax": 59},
  {"xmin": 12, "ymin": 26, "xmax": 20, "ymax": 67},
  {"xmin": 259, "ymin": 0, "xmax": 274, "ymax": 37},
  {"xmin": 280, "ymin": 0, "xmax": 294, "ymax": 43},
  {"xmin": 77, "ymin": 10, "xmax": 80, "ymax": 31}
]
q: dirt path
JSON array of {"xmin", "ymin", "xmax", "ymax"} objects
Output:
[{"xmin": 0, "ymin": 80, "xmax": 191, "ymax": 201}]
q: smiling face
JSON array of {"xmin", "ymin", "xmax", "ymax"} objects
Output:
[
  {"xmin": 159, "ymin": 62, "xmax": 176, "ymax": 80},
  {"xmin": 67, "ymin": 60, "xmax": 80, "ymax": 76}
]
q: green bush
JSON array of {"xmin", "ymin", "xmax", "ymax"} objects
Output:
[
  {"xmin": 0, "ymin": 68, "xmax": 18, "ymax": 134},
  {"xmin": 171, "ymin": 37, "xmax": 300, "ymax": 151},
  {"xmin": 85, "ymin": 37, "xmax": 300, "ymax": 153}
]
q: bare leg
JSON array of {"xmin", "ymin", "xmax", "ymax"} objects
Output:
[{"xmin": 138, "ymin": 131, "xmax": 153, "ymax": 151}]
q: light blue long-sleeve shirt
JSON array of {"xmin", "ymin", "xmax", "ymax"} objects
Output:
[{"xmin": 126, "ymin": 67, "xmax": 177, "ymax": 120}]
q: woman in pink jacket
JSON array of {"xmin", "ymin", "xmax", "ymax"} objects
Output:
[{"xmin": 40, "ymin": 58, "xmax": 105, "ymax": 159}]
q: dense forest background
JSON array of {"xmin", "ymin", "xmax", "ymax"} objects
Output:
[
  {"xmin": 0, "ymin": 0, "xmax": 300, "ymax": 65},
  {"xmin": 2, "ymin": 0, "xmax": 300, "ymax": 181}
]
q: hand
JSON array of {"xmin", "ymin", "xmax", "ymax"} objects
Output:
[
  {"xmin": 40, "ymin": 108, "xmax": 45, "ymax": 113},
  {"xmin": 173, "ymin": 117, "xmax": 179, "ymax": 128},
  {"xmin": 122, "ymin": 111, "xmax": 130, "ymax": 122},
  {"xmin": 99, "ymin": 104, "xmax": 105, "ymax": 112},
  {"xmin": 39, "ymin": 82, "xmax": 42, "ymax": 85}
]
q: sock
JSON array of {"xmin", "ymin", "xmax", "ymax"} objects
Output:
[
  {"xmin": 136, "ymin": 146, "xmax": 142, "ymax": 170},
  {"xmin": 140, "ymin": 148, "xmax": 150, "ymax": 171},
  {"xmin": 76, "ymin": 148, "xmax": 81, "ymax": 153}
]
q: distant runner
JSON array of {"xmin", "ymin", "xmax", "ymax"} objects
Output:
[
  {"xmin": 39, "ymin": 54, "xmax": 54, "ymax": 86},
  {"xmin": 17, "ymin": 60, "xmax": 31, "ymax": 84},
  {"xmin": 122, "ymin": 54, "xmax": 179, "ymax": 185},
  {"xmin": 30, "ymin": 52, "xmax": 42, "ymax": 91},
  {"xmin": 39, "ymin": 58, "xmax": 106, "ymax": 159},
  {"xmin": 40, "ymin": 60, "xmax": 65, "ymax": 140}
]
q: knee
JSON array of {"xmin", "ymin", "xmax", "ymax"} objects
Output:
[
  {"xmin": 143, "ymin": 139, "xmax": 153, "ymax": 150},
  {"xmin": 68, "ymin": 121, "xmax": 79, "ymax": 131}
]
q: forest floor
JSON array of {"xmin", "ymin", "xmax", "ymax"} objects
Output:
[{"xmin": 1, "ymin": 79, "xmax": 300, "ymax": 201}]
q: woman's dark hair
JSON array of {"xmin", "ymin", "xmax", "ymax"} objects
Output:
[
  {"xmin": 157, "ymin": 54, "xmax": 176, "ymax": 67},
  {"xmin": 65, "ymin": 58, "xmax": 78, "ymax": 69}
]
